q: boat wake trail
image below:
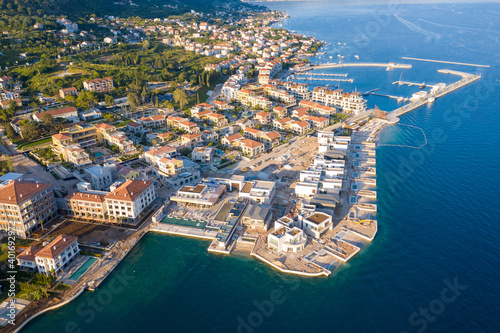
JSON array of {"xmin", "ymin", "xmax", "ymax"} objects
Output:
[{"xmin": 394, "ymin": 15, "xmax": 441, "ymax": 41}]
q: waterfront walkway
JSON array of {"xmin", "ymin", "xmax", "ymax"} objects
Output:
[{"xmin": 150, "ymin": 223, "xmax": 217, "ymax": 240}]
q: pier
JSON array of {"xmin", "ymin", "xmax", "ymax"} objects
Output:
[
  {"xmin": 402, "ymin": 57, "xmax": 490, "ymax": 68},
  {"xmin": 293, "ymin": 76, "xmax": 354, "ymax": 83},
  {"xmin": 311, "ymin": 62, "xmax": 412, "ymax": 70},
  {"xmin": 387, "ymin": 70, "xmax": 481, "ymax": 123},
  {"xmin": 369, "ymin": 92, "xmax": 408, "ymax": 103},
  {"xmin": 392, "ymin": 81, "xmax": 429, "ymax": 88},
  {"xmin": 299, "ymin": 72, "xmax": 349, "ymax": 77}
]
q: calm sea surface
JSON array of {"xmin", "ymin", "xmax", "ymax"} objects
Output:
[{"xmin": 24, "ymin": 2, "xmax": 500, "ymax": 333}]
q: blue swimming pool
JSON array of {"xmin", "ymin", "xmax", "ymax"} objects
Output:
[
  {"xmin": 68, "ymin": 257, "xmax": 98, "ymax": 281},
  {"xmin": 94, "ymin": 152, "xmax": 104, "ymax": 158}
]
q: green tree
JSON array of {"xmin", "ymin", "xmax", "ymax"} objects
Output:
[
  {"xmin": 173, "ymin": 89, "xmax": 188, "ymax": 109},
  {"xmin": 105, "ymin": 95, "xmax": 114, "ymax": 107}
]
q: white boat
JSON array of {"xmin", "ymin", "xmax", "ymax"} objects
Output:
[
  {"xmin": 354, "ymin": 55, "xmax": 359, "ymax": 59},
  {"xmin": 427, "ymin": 97, "xmax": 435, "ymax": 103}
]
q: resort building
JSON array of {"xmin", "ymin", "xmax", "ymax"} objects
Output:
[
  {"xmin": 310, "ymin": 88, "xmax": 367, "ymax": 115},
  {"xmin": 267, "ymin": 224, "xmax": 306, "ymax": 253},
  {"xmin": 17, "ymin": 235, "xmax": 80, "ymax": 275},
  {"xmin": 104, "ymin": 180, "xmax": 155, "ymax": 223},
  {"xmin": 298, "ymin": 211, "xmax": 333, "ymax": 239},
  {"xmin": 239, "ymin": 180, "xmax": 275, "ymax": 205},
  {"xmin": 83, "ymin": 77, "xmax": 113, "ymax": 92},
  {"xmin": 241, "ymin": 204, "xmax": 272, "ymax": 231},
  {"xmin": 170, "ymin": 183, "xmax": 226, "ymax": 208},
  {"xmin": 0, "ymin": 180, "xmax": 56, "ymax": 238}
]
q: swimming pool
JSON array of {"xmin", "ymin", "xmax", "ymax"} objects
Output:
[
  {"xmin": 160, "ymin": 217, "xmax": 207, "ymax": 229},
  {"xmin": 94, "ymin": 152, "xmax": 104, "ymax": 158},
  {"xmin": 68, "ymin": 257, "xmax": 98, "ymax": 281}
]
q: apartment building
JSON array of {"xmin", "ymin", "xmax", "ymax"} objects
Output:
[
  {"xmin": 0, "ymin": 180, "xmax": 56, "ymax": 238},
  {"xmin": 311, "ymin": 88, "xmax": 367, "ymax": 115},
  {"xmin": 83, "ymin": 77, "xmax": 114, "ymax": 92},
  {"xmin": 240, "ymin": 139, "xmax": 265, "ymax": 157},
  {"xmin": 65, "ymin": 192, "xmax": 108, "ymax": 221},
  {"xmin": 59, "ymin": 87, "xmax": 78, "ymax": 99},
  {"xmin": 84, "ymin": 164, "xmax": 116, "ymax": 191}
]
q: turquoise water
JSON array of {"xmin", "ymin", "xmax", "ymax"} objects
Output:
[
  {"xmin": 94, "ymin": 152, "xmax": 104, "ymax": 158},
  {"xmin": 68, "ymin": 257, "xmax": 98, "ymax": 281},
  {"xmin": 23, "ymin": 3, "xmax": 500, "ymax": 333}
]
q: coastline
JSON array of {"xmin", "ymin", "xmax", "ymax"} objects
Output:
[{"xmin": 11, "ymin": 6, "xmax": 487, "ymax": 333}]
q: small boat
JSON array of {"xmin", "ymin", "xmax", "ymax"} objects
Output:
[
  {"xmin": 427, "ymin": 97, "xmax": 435, "ymax": 103},
  {"xmin": 354, "ymin": 55, "xmax": 359, "ymax": 59}
]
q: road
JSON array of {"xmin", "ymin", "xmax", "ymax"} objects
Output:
[{"xmin": 206, "ymin": 84, "xmax": 223, "ymax": 104}]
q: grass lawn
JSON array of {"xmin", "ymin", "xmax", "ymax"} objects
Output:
[
  {"xmin": 18, "ymin": 138, "xmax": 52, "ymax": 150},
  {"xmin": 115, "ymin": 118, "xmax": 133, "ymax": 128}
]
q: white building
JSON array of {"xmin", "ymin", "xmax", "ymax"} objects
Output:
[
  {"xmin": 267, "ymin": 222, "xmax": 307, "ymax": 253},
  {"xmin": 17, "ymin": 235, "xmax": 80, "ymax": 275},
  {"xmin": 298, "ymin": 211, "xmax": 333, "ymax": 239},
  {"xmin": 84, "ymin": 164, "xmax": 116, "ymax": 191},
  {"xmin": 104, "ymin": 180, "xmax": 155, "ymax": 223},
  {"xmin": 239, "ymin": 180, "xmax": 275, "ymax": 205}
]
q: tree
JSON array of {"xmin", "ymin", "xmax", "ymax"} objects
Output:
[
  {"xmin": 127, "ymin": 93, "xmax": 138, "ymax": 108},
  {"xmin": 173, "ymin": 89, "xmax": 188, "ymax": 109},
  {"xmin": 105, "ymin": 94, "xmax": 114, "ymax": 107},
  {"xmin": 40, "ymin": 113, "xmax": 55, "ymax": 126},
  {"xmin": 142, "ymin": 40, "xmax": 150, "ymax": 51},
  {"xmin": 20, "ymin": 121, "xmax": 39, "ymax": 141},
  {"xmin": 103, "ymin": 114, "xmax": 116, "ymax": 122},
  {"xmin": 151, "ymin": 139, "xmax": 158, "ymax": 145}
]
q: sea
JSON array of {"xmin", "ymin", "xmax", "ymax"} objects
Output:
[{"xmin": 22, "ymin": 2, "xmax": 500, "ymax": 333}]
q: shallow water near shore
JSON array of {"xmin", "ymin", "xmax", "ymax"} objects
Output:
[{"xmin": 23, "ymin": 2, "xmax": 500, "ymax": 333}]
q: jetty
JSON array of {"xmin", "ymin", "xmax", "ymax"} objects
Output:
[
  {"xmin": 402, "ymin": 56, "xmax": 490, "ymax": 68},
  {"xmin": 311, "ymin": 62, "xmax": 412, "ymax": 70},
  {"xmin": 387, "ymin": 69, "xmax": 481, "ymax": 123}
]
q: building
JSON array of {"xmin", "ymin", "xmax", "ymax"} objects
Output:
[
  {"xmin": 104, "ymin": 180, "xmax": 155, "ymax": 223},
  {"xmin": 291, "ymin": 120, "xmax": 311, "ymax": 135},
  {"xmin": 116, "ymin": 165, "xmax": 140, "ymax": 181},
  {"xmin": 157, "ymin": 158, "xmax": 184, "ymax": 176},
  {"xmin": 240, "ymin": 139, "xmax": 265, "ymax": 157},
  {"xmin": 0, "ymin": 180, "xmax": 56, "ymax": 238},
  {"xmin": 305, "ymin": 116, "xmax": 329, "ymax": 129},
  {"xmin": 267, "ymin": 223, "xmax": 306, "ymax": 253},
  {"xmin": 255, "ymin": 111, "xmax": 271, "ymax": 125},
  {"xmin": 259, "ymin": 131, "xmax": 281, "ymax": 149},
  {"xmin": 181, "ymin": 133, "xmax": 203, "ymax": 148},
  {"xmin": 239, "ymin": 180, "xmax": 275, "ymax": 205},
  {"xmin": 62, "ymin": 145, "xmax": 92, "ymax": 168},
  {"xmin": 242, "ymin": 204, "xmax": 272, "ymax": 231},
  {"xmin": 126, "ymin": 121, "xmax": 143, "ymax": 134},
  {"xmin": 79, "ymin": 109, "xmax": 102, "ymax": 121},
  {"xmin": 144, "ymin": 145, "xmax": 178, "ymax": 166},
  {"xmin": 273, "ymin": 117, "xmax": 293, "ymax": 130},
  {"xmin": 33, "ymin": 107, "xmax": 79, "ymax": 123},
  {"xmin": 83, "ymin": 77, "xmax": 114, "ymax": 93},
  {"xmin": 84, "ymin": 164, "xmax": 116, "ymax": 191},
  {"xmin": 221, "ymin": 133, "xmax": 243, "ymax": 147},
  {"xmin": 273, "ymin": 106, "xmax": 287, "ymax": 118},
  {"xmin": 59, "ymin": 87, "xmax": 78, "ymax": 99},
  {"xmin": 17, "ymin": 235, "xmax": 80, "ymax": 275},
  {"xmin": 191, "ymin": 147, "xmax": 214, "ymax": 164},
  {"xmin": 170, "ymin": 183, "xmax": 226, "ymax": 208},
  {"xmin": 298, "ymin": 211, "xmax": 333, "ymax": 239},
  {"xmin": 65, "ymin": 192, "xmax": 108, "ymax": 221}
]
